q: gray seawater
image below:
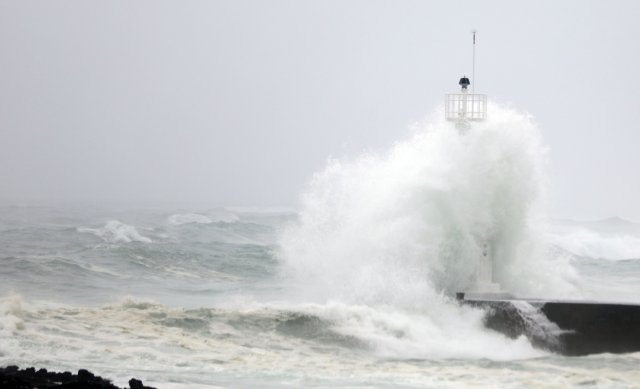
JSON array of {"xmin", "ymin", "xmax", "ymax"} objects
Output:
[{"xmin": 2, "ymin": 205, "xmax": 640, "ymax": 388}]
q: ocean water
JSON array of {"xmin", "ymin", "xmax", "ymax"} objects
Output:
[{"xmin": 2, "ymin": 104, "xmax": 640, "ymax": 388}]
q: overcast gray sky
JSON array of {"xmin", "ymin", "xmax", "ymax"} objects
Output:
[{"xmin": 1, "ymin": 0, "xmax": 638, "ymax": 220}]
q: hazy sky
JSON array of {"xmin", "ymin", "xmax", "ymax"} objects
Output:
[{"xmin": 1, "ymin": 0, "xmax": 639, "ymax": 220}]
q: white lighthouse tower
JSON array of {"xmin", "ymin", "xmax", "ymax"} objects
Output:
[{"xmin": 448, "ymin": 32, "xmax": 504, "ymax": 299}]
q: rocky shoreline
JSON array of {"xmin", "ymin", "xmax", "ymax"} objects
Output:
[{"xmin": 0, "ymin": 366, "xmax": 156, "ymax": 389}]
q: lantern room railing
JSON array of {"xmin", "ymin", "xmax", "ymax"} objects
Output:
[{"xmin": 445, "ymin": 93, "xmax": 487, "ymax": 121}]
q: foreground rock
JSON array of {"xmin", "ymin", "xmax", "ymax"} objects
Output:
[{"xmin": 0, "ymin": 366, "xmax": 156, "ymax": 389}]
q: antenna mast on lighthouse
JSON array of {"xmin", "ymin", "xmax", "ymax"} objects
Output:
[{"xmin": 472, "ymin": 30, "xmax": 476, "ymax": 94}]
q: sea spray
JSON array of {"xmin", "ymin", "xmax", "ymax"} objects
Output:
[
  {"xmin": 280, "ymin": 103, "xmax": 576, "ymax": 304},
  {"xmin": 277, "ymin": 103, "xmax": 579, "ymax": 357}
]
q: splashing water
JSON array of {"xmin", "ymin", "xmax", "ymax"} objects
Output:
[{"xmin": 280, "ymin": 102, "xmax": 578, "ymax": 308}]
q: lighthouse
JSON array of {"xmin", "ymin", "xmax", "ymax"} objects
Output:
[
  {"xmin": 447, "ymin": 32, "xmax": 496, "ymax": 296},
  {"xmin": 450, "ymin": 32, "xmax": 640, "ymax": 358}
]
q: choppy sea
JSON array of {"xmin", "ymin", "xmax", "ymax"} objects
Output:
[
  {"xmin": 1, "ymin": 205, "xmax": 640, "ymax": 388},
  {"xmin": 2, "ymin": 105, "xmax": 640, "ymax": 388}
]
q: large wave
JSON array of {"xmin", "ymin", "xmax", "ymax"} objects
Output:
[
  {"xmin": 0, "ymin": 294, "xmax": 543, "ymax": 386},
  {"xmin": 549, "ymin": 218, "xmax": 640, "ymax": 260},
  {"xmin": 280, "ymin": 103, "xmax": 577, "ymax": 306}
]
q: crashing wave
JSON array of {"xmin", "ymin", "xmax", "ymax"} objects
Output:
[
  {"xmin": 280, "ymin": 103, "xmax": 576, "ymax": 305},
  {"xmin": 78, "ymin": 220, "xmax": 152, "ymax": 243},
  {"xmin": 549, "ymin": 220, "xmax": 640, "ymax": 260}
]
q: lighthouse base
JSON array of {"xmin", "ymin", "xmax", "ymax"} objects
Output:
[{"xmin": 459, "ymin": 295, "xmax": 640, "ymax": 356}]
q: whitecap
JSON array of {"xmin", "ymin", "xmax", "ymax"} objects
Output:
[
  {"xmin": 78, "ymin": 220, "xmax": 152, "ymax": 243},
  {"xmin": 549, "ymin": 227, "xmax": 640, "ymax": 260},
  {"xmin": 0, "ymin": 294, "xmax": 29, "ymax": 334},
  {"xmin": 167, "ymin": 213, "xmax": 213, "ymax": 226}
]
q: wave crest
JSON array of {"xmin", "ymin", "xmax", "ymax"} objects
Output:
[
  {"xmin": 168, "ymin": 213, "xmax": 213, "ymax": 226},
  {"xmin": 78, "ymin": 220, "xmax": 152, "ymax": 243}
]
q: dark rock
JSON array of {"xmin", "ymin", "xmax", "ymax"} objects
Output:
[
  {"xmin": 60, "ymin": 371, "xmax": 74, "ymax": 382},
  {"xmin": 128, "ymin": 377, "xmax": 156, "ymax": 389},
  {"xmin": 77, "ymin": 368, "xmax": 95, "ymax": 381},
  {"xmin": 0, "ymin": 365, "xmax": 154, "ymax": 389}
]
